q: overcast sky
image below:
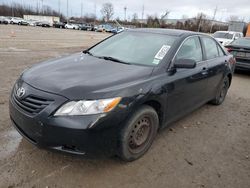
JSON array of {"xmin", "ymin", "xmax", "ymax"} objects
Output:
[{"xmin": 1, "ymin": 0, "xmax": 250, "ymax": 21}]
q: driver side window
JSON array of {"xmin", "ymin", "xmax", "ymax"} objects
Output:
[{"xmin": 176, "ymin": 36, "xmax": 203, "ymax": 62}]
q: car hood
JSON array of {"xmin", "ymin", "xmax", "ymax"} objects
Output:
[{"xmin": 22, "ymin": 53, "xmax": 154, "ymax": 99}]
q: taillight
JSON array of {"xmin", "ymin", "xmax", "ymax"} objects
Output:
[
  {"xmin": 225, "ymin": 47, "xmax": 233, "ymax": 53},
  {"xmin": 229, "ymin": 58, "xmax": 236, "ymax": 65}
]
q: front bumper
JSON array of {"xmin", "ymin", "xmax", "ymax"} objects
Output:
[{"xmin": 9, "ymin": 82, "xmax": 128, "ymax": 157}]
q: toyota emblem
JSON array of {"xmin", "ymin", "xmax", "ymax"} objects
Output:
[{"xmin": 16, "ymin": 87, "xmax": 25, "ymax": 98}]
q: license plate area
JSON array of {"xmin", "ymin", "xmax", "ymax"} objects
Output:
[{"xmin": 236, "ymin": 52, "xmax": 246, "ymax": 58}]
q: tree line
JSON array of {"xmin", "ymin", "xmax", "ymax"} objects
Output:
[
  {"xmin": 0, "ymin": 3, "xmax": 64, "ymax": 20},
  {"xmin": 0, "ymin": 2, "xmax": 229, "ymax": 33}
]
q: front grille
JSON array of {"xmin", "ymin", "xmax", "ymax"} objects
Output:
[{"xmin": 12, "ymin": 92, "xmax": 53, "ymax": 115}]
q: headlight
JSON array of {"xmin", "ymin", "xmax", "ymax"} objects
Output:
[{"xmin": 54, "ymin": 97, "xmax": 121, "ymax": 116}]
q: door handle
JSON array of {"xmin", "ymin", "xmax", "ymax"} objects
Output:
[
  {"xmin": 201, "ymin": 67, "xmax": 208, "ymax": 75},
  {"xmin": 202, "ymin": 67, "xmax": 207, "ymax": 71}
]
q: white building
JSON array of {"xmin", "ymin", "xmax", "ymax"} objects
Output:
[{"xmin": 23, "ymin": 15, "xmax": 60, "ymax": 26}]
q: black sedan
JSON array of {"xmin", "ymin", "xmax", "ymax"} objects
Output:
[
  {"xmin": 53, "ymin": 22, "xmax": 66, "ymax": 29},
  {"xmin": 9, "ymin": 29, "xmax": 235, "ymax": 161},
  {"xmin": 36, "ymin": 21, "xmax": 51, "ymax": 27},
  {"xmin": 225, "ymin": 37, "xmax": 250, "ymax": 70}
]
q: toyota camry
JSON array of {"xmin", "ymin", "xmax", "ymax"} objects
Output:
[{"xmin": 9, "ymin": 29, "xmax": 235, "ymax": 161}]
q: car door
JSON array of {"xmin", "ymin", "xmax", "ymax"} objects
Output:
[
  {"xmin": 200, "ymin": 36, "xmax": 227, "ymax": 100},
  {"xmin": 164, "ymin": 36, "xmax": 209, "ymax": 125}
]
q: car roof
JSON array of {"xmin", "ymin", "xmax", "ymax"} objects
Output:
[
  {"xmin": 129, "ymin": 28, "xmax": 197, "ymax": 37},
  {"xmin": 215, "ymin": 31, "xmax": 240, "ymax": 34}
]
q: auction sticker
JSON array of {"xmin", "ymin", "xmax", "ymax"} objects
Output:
[{"xmin": 154, "ymin": 45, "xmax": 171, "ymax": 60}]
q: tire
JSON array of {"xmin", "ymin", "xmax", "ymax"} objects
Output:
[
  {"xmin": 118, "ymin": 105, "xmax": 159, "ymax": 162},
  {"xmin": 210, "ymin": 76, "xmax": 230, "ymax": 105}
]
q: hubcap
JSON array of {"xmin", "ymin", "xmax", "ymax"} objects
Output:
[
  {"xmin": 219, "ymin": 80, "xmax": 228, "ymax": 101},
  {"xmin": 128, "ymin": 116, "xmax": 152, "ymax": 153}
]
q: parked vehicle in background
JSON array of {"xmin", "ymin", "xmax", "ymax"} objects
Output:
[
  {"xmin": 65, "ymin": 23, "xmax": 79, "ymax": 30},
  {"xmin": 246, "ymin": 24, "xmax": 250, "ymax": 37},
  {"xmin": 97, "ymin": 24, "xmax": 113, "ymax": 32},
  {"xmin": 20, "ymin": 20, "xmax": 29, "ymax": 26},
  {"xmin": 0, "ymin": 16, "xmax": 9, "ymax": 24},
  {"xmin": 9, "ymin": 29, "xmax": 235, "ymax": 161},
  {"xmin": 78, "ymin": 23, "xmax": 94, "ymax": 31},
  {"xmin": 10, "ymin": 17, "xmax": 24, "ymax": 25},
  {"xmin": 5, "ymin": 17, "xmax": 12, "ymax": 24},
  {"xmin": 225, "ymin": 37, "xmax": 250, "ymax": 70},
  {"xmin": 36, "ymin": 21, "xmax": 51, "ymax": 27},
  {"xmin": 93, "ymin": 25, "xmax": 98, "ymax": 31},
  {"xmin": 111, "ymin": 27, "xmax": 125, "ymax": 34},
  {"xmin": 228, "ymin": 21, "xmax": 247, "ymax": 35},
  {"xmin": 78, "ymin": 23, "xmax": 89, "ymax": 30},
  {"xmin": 53, "ymin": 22, "xmax": 66, "ymax": 29},
  {"xmin": 213, "ymin": 31, "xmax": 243, "ymax": 46},
  {"xmin": 26, "ymin": 19, "xmax": 38, "ymax": 26}
]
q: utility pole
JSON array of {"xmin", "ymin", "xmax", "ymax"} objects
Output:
[
  {"xmin": 81, "ymin": 1, "xmax": 83, "ymax": 18},
  {"xmin": 41, "ymin": 0, "xmax": 43, "ymax": 14},
  {"xmin": 141, "ymin": 4, "xmax": 144, "ymax": 28},
  {"xmin": 94, "ymin": 3, "xmax": 96, "ymax": 17},
  {"xmin": 11, "ymin": 0, "xmax": 14, "ymax": 17},
  {"xmin": 124, "ymin": 6, "xmax": 127, "ymax": 22},
  {"xmin": 58, "ymin": 0, "xmax": 61, "ymax": 15},
  {"xmin": 210, "ymin": 6, "xmax": 218, "ymax": 33},
  {"xmin": 67, "ymin": 0, "xmax": 69, "ymax": 22}
]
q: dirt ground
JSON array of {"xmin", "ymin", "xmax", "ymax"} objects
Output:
[{"xmin": 0, "ymin": 25, "xmax": 249, "ymax": 188}]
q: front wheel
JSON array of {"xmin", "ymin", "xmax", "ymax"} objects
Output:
[
  {"xmin": 210, "ymin": 76, "xmax": 230, "ymax": 105},
  {"xmin": 118, "ymin": 105, "xmax": 159, "ymax": 161}
]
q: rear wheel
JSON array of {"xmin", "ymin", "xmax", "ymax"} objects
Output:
[
  {"xmin": 210, "ymin": 76, "xmax": 230, "ymax": 105},
  {"xmin": 118, "ymin": 105, "xmax": 159, "ymax": 161}
]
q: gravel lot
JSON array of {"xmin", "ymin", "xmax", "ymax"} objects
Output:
[{"xmin": 0, "ymin": 25, "xmax": 249, "ymax": 188}]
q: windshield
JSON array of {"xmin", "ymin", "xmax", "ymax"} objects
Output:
[
  {"xmin": 88, "ymin": 31, "xmax": 177, "ymax": 66},
  {"xmin": 213, "ymin": 32, "xmax": 234, "ymax": 39},
  {"xmin": 231, "ymin": 38, "xmax": 250, "ymax": 47}
]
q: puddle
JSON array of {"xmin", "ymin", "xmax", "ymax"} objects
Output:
[{"xmin": 0, "ymin": 128, "xmax": 22, "ymax": 161}]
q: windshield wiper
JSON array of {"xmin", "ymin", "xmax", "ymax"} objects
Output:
[
  {"xmin": 98, "ymin": 56, "xmax": 131, "ymax": 65},
  {"xmin": 82, "ymin": 50, "xmax": 93, "ymax": 56}
]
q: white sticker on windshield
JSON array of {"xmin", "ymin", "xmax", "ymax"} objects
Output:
[{"xmin": 154, "ymin": 45, "xmax": 171, "ymax": 60}]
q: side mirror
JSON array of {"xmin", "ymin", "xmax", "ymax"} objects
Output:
[
  {"xmin": 174, "ymin": 59, "xmax": 197, "ymax": 69},
  {"xmin": 234, "ymin": 37, "xmax": 239, "ymax": 40}
]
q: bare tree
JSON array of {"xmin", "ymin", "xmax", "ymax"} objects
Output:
[
  {"xmin": 132, "ymin": 13, "xmax": 138, "ymax": 23},
  {"xmin": 196, "ymin": 12, "xmax": 207, "ymax": 32},
  {"xmin": 100, "ymin": 3, "xmax": 114, "ymax": 21},
  {"xmin": 160, "ymin": 10, "xmax": 170, "ymax": 25},
  {"xmin": 147, "ymin": 14, "xmax": 160, "ymax": 28},
  {"xmin": 0, "ymin": 3, "xmax": 64, "ymax": 19},
  {"xmin": 228, "ymin": 15, "xmax": 240, "ymax": 22}
]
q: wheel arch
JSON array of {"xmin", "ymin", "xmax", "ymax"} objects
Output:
[
  {"xmin": 143, "ymin": 100, "xmax": 163, "ymax": 128},
  {"xmin": 227, "ymin": 73, "xmax": 232, "ymax": 87}
]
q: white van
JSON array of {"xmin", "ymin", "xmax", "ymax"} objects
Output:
[{"xmin": 213, "ymin": 31, "xmax": 243, "ymax": 46}]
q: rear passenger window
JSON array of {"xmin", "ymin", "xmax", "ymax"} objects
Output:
[
  {"xmin": 202, "ymin": 37, "xmax": 219, "ymax": 59},
  {"xmin": 176, "ymin": 37, "xmax": 203, "ymax": 62},
  {"xmin": 217, "ymin": 45, "xmax": 225, "ymax": 57}
]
